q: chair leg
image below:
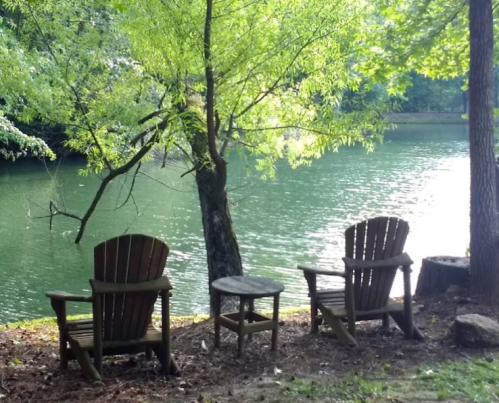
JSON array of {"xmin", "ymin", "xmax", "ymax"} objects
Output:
[
  {"xmin": 69, "ymin": 342, "xmax": 101, "ymax": 381},
  {"xmin": 151, "ymin": 345, "xmax": 181, "ymax": 376},
  {"xmin": 331, "ymin": 318, "xmax": 357, "ymax": 346},
  {"xmin": 271, "ymin": 294, "xmax": 279, "ymax": 351},
  {"xmin": 59, "ymin": 335, "xmax": 68, "ymax": 370},
  {"xmin": 248, "ymin": 299, "xmax": 254, "ymax": 341},
  {"xmin": 50, "ymin": 300, "xmax": 68, "ymax": 369},
  {"xmin": 390, "ymin": 312, "xmax": 424, "ymax": 341},
  {"xmin": 311, "ymin": 302, "xmax": 319, "ymax": 333},
  {"xmin": 214, "ymin": 291, "xmax": 221, "ymax": 348},
  {"xmin": 382, "ymin": 313, "xmax": 390, "ymax": 329},
  {"xmin": 320, "ymin": 308, "xmax": 357, "ymax": 346},
  {"xmin": 145, "ymin": 346, "xmax": 153, "ymax": 360},
  {"xmin": 237, "ymin": 297, "xmax": 246, "ymax": 357}
]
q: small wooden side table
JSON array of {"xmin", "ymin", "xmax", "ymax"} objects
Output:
[{"xmin": 211, "ymin": 276, "xmax": 285, "ymax": 356}]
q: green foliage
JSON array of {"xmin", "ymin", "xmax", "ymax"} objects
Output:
[
  {"xmin": 280, "ymin": 375, "xmax": 385, "ymax": 402},
  {"xmin": 0, "ymin": 0, "xmax": 169, "ymax": 171},
  {"xmin": 400, "ymin": 71, "xmax": 465, "ymax": 113},
  {"xmin": 0, "ymin": 0, "xmax": 398, "ymax": 175},
  {"xmin": 0, "ymin": 111, "xmax": 55, "ymax": 160},
  {"xmin": 417, "ymin": 358, "xmax": 499, "ymax": 403},
  {"xmin": 362, "ymin": 1, "xmax": 470, "ymax": 81}
]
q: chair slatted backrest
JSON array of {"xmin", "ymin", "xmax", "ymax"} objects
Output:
[
  {"xmin": 345, "ymin": 217, "xmax": 409, "ymax": 311},
  {"xmin": 94, "ymin": 234, "xmax": 169, "ymax": 341}
]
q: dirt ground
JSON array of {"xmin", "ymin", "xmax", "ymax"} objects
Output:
[{"xmin": 1, "ymin": 294, "xmax": 498, "ymax": 403}]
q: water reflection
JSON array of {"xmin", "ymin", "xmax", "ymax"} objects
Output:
[{"xmin": 0, "ymin": 124, "xmax": 470, "ymax": 323}]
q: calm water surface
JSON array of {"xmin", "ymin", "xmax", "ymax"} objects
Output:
[{"xmin": 0, "ymin": 124, "xmax": 470, "ymax": 323}]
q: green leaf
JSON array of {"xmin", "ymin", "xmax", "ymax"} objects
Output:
[{"xmin": 12, "ymin": 357, "xmax": 23, "ymax": 365}]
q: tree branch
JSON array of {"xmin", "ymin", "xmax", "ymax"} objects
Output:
[
  {"xmin": 130, "ymin": 117, "xmax": 169, "ymax": 146},
  {"xmin": 138, "ymin": 108, "xmax": 169, "ymax": 125},
  {"xmin": 115, "ymin": 162, "xmax": 141, "ymax": 210},
  {"xmin": 203, "ymin": 0, "xmax": 227, "ymax": 191}
]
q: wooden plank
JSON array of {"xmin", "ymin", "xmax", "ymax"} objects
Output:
[
  {"xmin": 319, "ymin": 306, "xmax": 357, "ymax": 345},
  {"xmin": 46, "ymin": 292, "xmax": 92, "ymax": 302},
  {"xmin": 136, "ymin": 238, "xmax": 166, "ymax": 341},
  {"xmin": 325, "ymin": 300, "xmax": 404, "ymax": 318},
  {"xmin": 318, "ymin": 299, "xmax": 345, "ymax": 307},
  {"xmin": 304, "ymin": 272, "xmax": 319, "ymax": 333},
  {"xmin": 103, "ymin": 237, "xmax": 119, "ymax": 340},
  {"xmin": 382, "ymin": 217, "xmax": 399, "ymax": 258},
  {"xmin": 358, "ymin": 219, "xmax": 379, "ymax": 310},
  {"xmin": 214, "ymin": 290, "xmax": 221, "ymax": 347},
  {"xmin": 390, "ymin": 311, "xmax": 425, "ymax": 341},
  {"xmin": 271, "ymin": 294, "xmax": 279, "ymax": 350},
  {"xmin": 393, "ymin": 219, "xmax": 409, "ymax": 256},
  {"xmin": 352, "ymin": 221, "xmax": 366, "ymax": 309},
  {"xmin": 91, "ymin": 277, "xmax": 172, "ymax": 294},
  {"xmin": 364, "ymin": 218, "xmax": 378, "ymax": 261},
  {"xmin": 369, "ymin": 217, "xmax": 389, "ymax": 308},
  {"xmin": 243, "ymin": 320, "xmax": 275, "ymax": 334},
  {"xmin": 402, "ymin": 265, "xmax": 414, "ymax": 339},
  {"xmin": 343, "ymin": 253, "xmax": 412, "ymax": 270},
  {"xmin": 128, "ymin": 236, "xmax": 155, "ymax": 340},
  {"xmin": 69, "ymin": 323, "xmax": 156, "ymax": 338},
  {"xmin": 354, "ymin": 221, "xmax": 366, "ymax": 260},
  {"xmin": 74, "ymin": 330, "xmax": 163, "ymax": 351},
  {"xmin": 110, "ymin": 234, "xmax": 131, "ymax": 341},
  {"xmin": 344, "ymin": 226, "xmax": 355, "ymax": 258},
  {"xmin": 374, "ymin": 217, "xmax": 389, "ymax": 260},
  {"xmin": 212, "ymin": 276, "xmax": 285, "ymax": 298},
  {"xmin": 375, "ymin": 219, "xmax": 409, "ymax": 309},
  {"xmin": 297, "ymin": 264, "xmax": 345, "ymax": 277},
  {"xmin": 119, "ymin": 235, "xmax": 143, "ymax": 340},
  {"xmin": 317, "ymin": 288, "xmax": 345, "ymax": 298},
  {"xmin": 249, "ymin": 312, "xmax": 272, "ymax": 322},
  {"xmin": 216, "ymin": 315, "xmax": 240, "ymax": 333}
]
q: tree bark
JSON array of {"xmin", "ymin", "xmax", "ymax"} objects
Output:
[
  {"xmin": 468, "ymin": 0, "xmax": 499, "ymax": 302},
  {"xmin": 196, "ymin": 164, "xmax": 244, "ymax": 310},
  {"xmin": 415, "ymin": 256, "xmax": 470, "ymax": 296},
  {"xmin": 189, "ymin": 124, "xmax": 244, "ymax": 312}
]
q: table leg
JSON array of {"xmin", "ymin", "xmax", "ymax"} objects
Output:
[
  {"xmin": 248, "ymin": 298, "xmax": 254, "ymax": 341},
  {"xmin": 271, "ymin": 294, "xmax": 280, "ymax": 351},
  {"xmin": 238, "ymin": 297, "xmax": 246, "ymax": 356},
  {"xmin": 214, "ymin": 290, "xmax": 221, "ymax": 348}
]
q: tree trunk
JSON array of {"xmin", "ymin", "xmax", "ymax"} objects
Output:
[
  {"xmin": 195, "ymin": 0, "xmax": 243, "ymax": 313},
  {"xmin": 196, "ymin": 164, "xmax": 244, "ymax": 311},
  {"xmin": 468, "ymin": 0, "xmax": 499, "ymax": 302}
]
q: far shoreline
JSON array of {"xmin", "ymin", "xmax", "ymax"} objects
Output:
[{"xmin": 386, "ymin": 112, "xmax": 469, "ymax": 124}]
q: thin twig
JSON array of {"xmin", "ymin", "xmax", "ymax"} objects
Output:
[
  {"xmin": 138, "ymin": 171, "xmax": 195, "ymax": 193},
  {"xmin": 115, "ymin": 162, "xmax": 141, "ymax": 210}
]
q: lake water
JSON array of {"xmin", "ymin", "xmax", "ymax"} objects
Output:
[{"xmin": 0, "ymin": 124, "xmax": 470, "ymax": 324}]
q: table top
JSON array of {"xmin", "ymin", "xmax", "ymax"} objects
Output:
[{"xmin": 211, "ymin": 276, "xmax": 285, "ymax": 298}]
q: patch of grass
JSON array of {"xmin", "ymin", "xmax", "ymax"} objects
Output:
[
  {"xmin": 0, "ymin": 315, "xmax": 90, "ymax": 331},
  {"xmin": 1, "ymin": 307, "xmax": 309, "ymax": 331},
  {"xmin": 416, "ymin": 357, "xmax": 499, "ymax": 403},
  {"xmin": 277, "ymin": 374, "xmax": 388, "ymax": 402},
  {"xmin": 272, "ymin": 356, "xmax": 499, "ymax": 402}
]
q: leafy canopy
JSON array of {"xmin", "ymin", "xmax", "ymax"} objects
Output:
[{"xmin": 0, "ymin": 0, "xmax": 403, "ymax": 174}]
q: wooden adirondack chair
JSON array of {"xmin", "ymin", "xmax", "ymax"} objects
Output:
[
  {"xmin": 298, "ymin": 217, "xmax": 424, "ymax": 345},
  {"xmin": 46, "ymin": 234, "xmax": 180, "ymax": 380}
]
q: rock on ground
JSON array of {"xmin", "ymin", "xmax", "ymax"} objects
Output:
[{"xmin": 452, "ymin": 314, "xmax": 499, "ymax": 347}]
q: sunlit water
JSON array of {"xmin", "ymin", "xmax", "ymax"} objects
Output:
[{"xmin": 0, "ymin": 124, "xmax": 470, "ymax": 323}]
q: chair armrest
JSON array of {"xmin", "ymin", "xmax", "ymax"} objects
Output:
[
  {"xmin": 297, "ymin": 263, "xmax": 346, "ymax": 278},
  {"xmin": 45, "ymin": 291, "xmax": 93, "ymax": 302},
  {"xmin": 90, "ymin": 276, "xmax": 172, "ymax": 294},
  {"xmin": 342, "ymin": 252, "xmax": 413, "ymax": 271}
]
